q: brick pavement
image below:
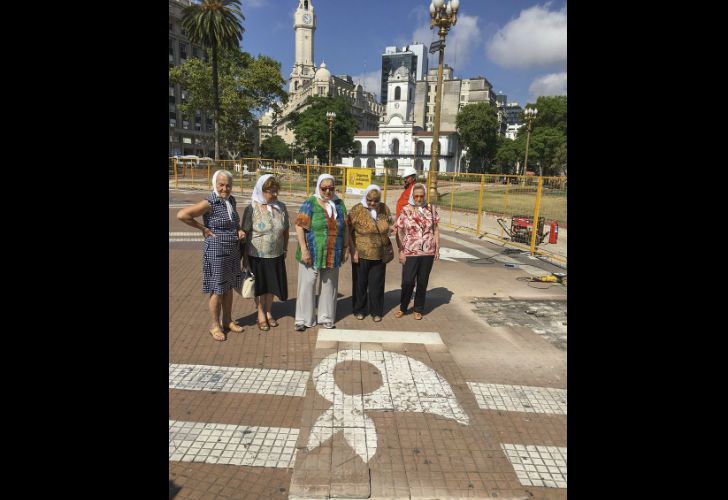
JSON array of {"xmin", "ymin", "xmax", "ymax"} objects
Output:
[{"xmin": 169, "ymin": 191, "xmax": 566, "ymax": 499}]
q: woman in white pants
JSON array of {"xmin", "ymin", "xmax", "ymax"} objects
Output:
[{"xmin": 293, "ymin": 174, "xmax": 350, "ymax": 331}]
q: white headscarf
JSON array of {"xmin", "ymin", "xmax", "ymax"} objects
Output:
[
  {"xmin": 408, "ymin": 182, "xmax": 429, "ymax": 215},
  {"xmin": 314, "ymin": 173, "xmax": 338, "ymax": 219},
  {"xmin": 211, "ymin": 170, "xmax": 234, "ymax": 221},
  {"xmin": 361, "ymin": 184, "xmax": 381, "ymax": 220},
  {"xmin": 251, "ymin": 174, "xmax": 281, "ymax": 213}
]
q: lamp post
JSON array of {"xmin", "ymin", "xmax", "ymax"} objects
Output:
[
  {"xmin": 522, "ymin": 107, "xmax": 538, "ymax": 176},
  {"xmin": 326, "ymin": 111, "xmax": 336, "ymax": 166},
  {"xmin": 428, "ymin": 0, "xmax": 460, "ymax": 201}
]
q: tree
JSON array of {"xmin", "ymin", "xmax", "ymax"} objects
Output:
[
  {"xmin": 291, "ymin": 96, "xmax": 357, "ymax": 164},
  {"xmin": 181, "ymin": 0, "xmax": 244, "ymax": 161},
  {"xmin": 456, "ymin": 102, "xmax": 500, "ymax": 173},
  {"xmin": 494, "ymin": 136, "xmax": 522, "ymax": 174},
  {"xmin": 531, "ymin": 95, "xmax": 567, "ymax": 135},
  {"xmin": 169, "ymin": 48, "xmax": 287, "ymax": 160},
  {"xmin": 260, "ymin": 135, "xmax": 290, "ymax": 161},
  {"xmin": 514, "ymin": 96, "xmax": 567, "ymax": 176}
]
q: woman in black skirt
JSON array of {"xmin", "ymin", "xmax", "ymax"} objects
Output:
[{"xmin": 242, "ymin": 174, "xmax": 289, "ymax": 331}]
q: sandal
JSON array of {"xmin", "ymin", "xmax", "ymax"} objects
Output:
[
  {"xmin": 372, "ymin": 316, "xmax": 382, "ymax": 322},
  {"xmin": 414, "ymin": 312, "xmax": 423, "ymax": 320},
  {"xmin": 227, "ymin": 321, "xmax": 244, "ymax": 333},
  {"xmin": 209, "ymin": 326, "xmax": 226, "ymax": 341},
  {"xmin": 266, "ymin": 316, "xmax": 279, "ymax": 327},
  {"xmin": 258, "ymin": 321, "xmax": 270, "ymax": 332},
  {"xmin": 355, "ymin": 313, "xmax": 365, "ymax": 320},
  {"xmin": 394, "ymin": 310, "xmax": 405, "ymax": 319}
]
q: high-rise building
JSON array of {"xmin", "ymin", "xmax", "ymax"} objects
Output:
[
  {"xmin": 380, "ymin": 43, "xmax": 427, "ymax": 106},
  {"xmin": 168, "ymin": 0, "xmax": 214, "ymax": 156},
  {"xmin": 505, "ymin": 102, "xmax": 523, "ymax": 126}
]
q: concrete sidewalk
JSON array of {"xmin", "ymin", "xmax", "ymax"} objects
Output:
[{"xmin": 169, "ymin": 193, "xmax": 566, "ymax": 499}]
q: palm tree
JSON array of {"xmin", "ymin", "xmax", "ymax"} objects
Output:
[{"xmin": 181, "ymin": 0, "xmax": 244, "ymax": 161}]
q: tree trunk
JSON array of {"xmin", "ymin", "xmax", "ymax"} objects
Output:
[{"xmin": 212, "ymin": 46, "xmax": 220, "ymax": 161}]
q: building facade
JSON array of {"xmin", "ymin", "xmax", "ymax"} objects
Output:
[
  {"xmin": 341, "ymin": 66, "xmax": 460, "ymax": 174},
  {"xmin": 168, "ymin": 0, "xmax": 214, "ymax": 156},
  {"xmin": 380, "ymin": 43, "xmax": 427, "ymax": 105},
  {"xmin": 273, "ymin": 0, "xmax": 382, "ymax": 147}
]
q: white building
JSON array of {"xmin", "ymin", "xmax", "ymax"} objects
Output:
[{"xmin": 341, "ymin": 65, "xmax": 461, "ymax": 175}]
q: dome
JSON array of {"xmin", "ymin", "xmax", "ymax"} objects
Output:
[{"xmin": 315, "ymin": 62, "xmax": 331, "ymax": 82}]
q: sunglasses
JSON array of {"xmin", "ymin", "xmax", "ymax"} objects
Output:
[{"xmin": 320, "ymin": 186, "xmax": 335, "ymax": 192}]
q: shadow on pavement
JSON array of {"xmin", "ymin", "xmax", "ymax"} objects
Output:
[{"xmin": 169, "ymin": 480, "xmax": 181, "ymax": 499}]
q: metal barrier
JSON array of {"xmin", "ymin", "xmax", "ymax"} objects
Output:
[{"xmin": 169, "ymin": 158, "xmax": 566, "ymax": 263}]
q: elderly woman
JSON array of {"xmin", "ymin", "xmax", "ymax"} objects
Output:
[
  {"xmin": 393, "ymin": 183, "xmax": 440, "ymax": 320},
  {"xmin": 348, "ymin": 184, "xmax": 392, "ymax": 322},
  {"xmin": 176, "ymin": 170, "xmax": 246, "ymax": 341},
  {"xmin": 241, "ymin": 174, "xmax": 289, "ymax": 332},
  {"xmin": 294, "ymin": 174, "xmax": 349, "ymax": 331}
]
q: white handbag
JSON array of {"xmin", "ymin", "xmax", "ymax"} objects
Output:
[{"xmin": 241, "ymin": 270, "xmax": 256, "ymax": 299}]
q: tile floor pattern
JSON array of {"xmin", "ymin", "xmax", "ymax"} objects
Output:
[
  {"xmin": 169, "ymin": 363, "xmax": 309, "ymax": 397},
  {"xmin": 500, "ymin": 444, "xmax": 567, "ymax": 488},
  {"xmin": 169, "ymin": 420, "xmax": 299, "ymax": 468},
  {"xmin": 467, "ymin": 382, "xmax": 567, "ymax": 415}
]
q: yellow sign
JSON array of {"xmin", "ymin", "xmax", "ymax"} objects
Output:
[{"xmin": 345, "ymin": 168, "xmax": 372, "ymax": 195}]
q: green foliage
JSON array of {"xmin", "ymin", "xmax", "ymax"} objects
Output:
[
  {"xmin": 169, "ymin": 48, "xmax": 287, "ymax": 160},
  {"xmin": 291, "ymin": 97, "xmax": 357, "ymax": 164},
  {"xmin": 261, "ymin": 135, "xmax": 290, "ymax": 161},
  {"xmin": 456, "ymin": 102, "xmax": 500, "ymax": 173},
  {"xmin": 508, "ymin": 95, "xmax": 567, "ymax": 176},
  {"xmin": 531, "ymin": 95, "xmax": 567, "ymax": 135},
  {"xmin": 494, "ymin": 136, "xmax": 523, "ymax": 174}
]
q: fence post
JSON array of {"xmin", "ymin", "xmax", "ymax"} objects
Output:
[
  {"xmin": 529, "ymin": 177, "xmax": 544, "ymax": 255},
  {"xmin": 449, "ymin": 172, "xmax": 455, "ymax": 226},
  {"xmin": 174, "ymin": 158, "xmax": 178, "ymax": 189},
  {"xmin": 475, "ymin": 174, "xmax": 485, "ymax": 235},
  {"xmin": 191, "ymin": 162, "xmax": 195, "ymax": 189},
  {"xmin": 500, "ymin": 177, "xmax": 510, "ymax": 239},
  {"xmin": 342, "ymin": 166, "xmax": 347, "ymax": 197}
]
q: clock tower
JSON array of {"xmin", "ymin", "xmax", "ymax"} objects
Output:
[{"xmin": 290, "ymin": 0, "xmax": 316, "ymax": 93}]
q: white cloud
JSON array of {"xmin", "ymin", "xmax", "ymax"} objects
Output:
[
  {"xmin": 352, "ymin": 70, "xmax": 383, "ymax": 99},
  {"xmin": 486, "ymin": 4, "xmax": 566, "ymax": 68},
  {"xmin": 528, "ymin": 72, "xmax": 567, "ymax": 99}
]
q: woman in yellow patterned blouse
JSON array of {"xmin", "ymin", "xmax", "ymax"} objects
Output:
[
  {"xmin": 241, "ymin": 174, "xmax": 289, "ymax": 331},
  {"xmin": 347, "ymin": 184, "xmax": 392, "ymax": 322}
]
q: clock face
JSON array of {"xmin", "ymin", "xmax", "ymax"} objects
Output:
[
  {"xmin": 303, "ymin": 14, "xmax": 311, "ymax": 24},
  {"xmin": 394, "ymin": 103, "xmax": 400, "ymax": 109}
]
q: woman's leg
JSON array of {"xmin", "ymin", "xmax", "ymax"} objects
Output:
[
  {"xmin": 413, "ymin": 256, "xmax": 435, "ymax": 313},
  {"xmin": 354, "ymin": 259, "xmax": 371, "ymax": 315},
  {"xmin": 295, "ymin": 262, "xmax": 318, "ymax": 327},
  {"xmin": 221, "ymin": 289, "xmax": 234, "ymax": 325},
  {"xmin": 209, "ymin": 293, "xmax": 222, "ymax": 328},
  {"xmin": 264, "ymin": 293, "xmax": 275, "ymax": 321},
  {"xmin": 368, "ymin": 260, "xmax": 385, "ymax": 317},
  {"xmin": 317, "ymin": 267, "xmax": 339, "ymax": 327},
  {"xmin": 400, "ymin": 256, "xmax": 419, "ymax": 313},
  {"xmin": 256, "ymin": 294, "xmax": 267, "ymax": 324}
]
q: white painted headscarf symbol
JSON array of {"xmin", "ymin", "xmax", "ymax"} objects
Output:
[{"xmin": 307, "ymin": 349, "xmax": 469, "ymax": 463}]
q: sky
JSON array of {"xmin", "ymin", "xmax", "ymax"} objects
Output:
[{"xmin": 237, "ymin": 0, "xmax": 566, "ymax": 108}]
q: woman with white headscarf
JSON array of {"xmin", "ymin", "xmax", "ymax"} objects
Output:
[
  {"xmin": 176, "ymin": 170, "xmax": 246, "ymax": 341},
  {"xmin": 347, "ymin": 184, "xmax": 392, "ymax": 322},
  {"xmin": 241, "ymin": 174, "xmax": 289, "ymax": 331},
  {"xmin": 293, "ymin": 173, "xmax": 350, "ymax": 331},
  {"xmin": 393, "ymin": 182, "xmax": 440, "ymax": 320}
]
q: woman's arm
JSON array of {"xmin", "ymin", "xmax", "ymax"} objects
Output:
[
  {"xmin": 434, "ymin": 224, "xmax": 440, "ymax": 261},
  {"xmin": 295, "ymin": 225, "xmax": 312, "ymax": 266},
  {"xmin": 177, "ymin": 200, "xmax": 213, "ymax": 237}
]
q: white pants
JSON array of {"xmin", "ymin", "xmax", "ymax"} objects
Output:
[{"xmin": 295, "ymin": 263, "xmax": 339, "ymax": 327}]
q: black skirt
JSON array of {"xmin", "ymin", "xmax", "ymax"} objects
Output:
[{"xmin": 248, "ymin": 254, "xmax": 288, "ymax": 301}]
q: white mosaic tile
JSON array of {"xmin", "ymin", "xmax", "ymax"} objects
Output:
[
  {"xmin": 169, "ymin": 364, "xmax": 309, "ymax": 397},
  {"xmin": 501, "ymin": 444, "xmax": 567, "ymax": 488},
  {"xmin": 467, "ymin": 382, "xmax": 567, "ymax": 415},
  {"xmin": 169, "ymin": 420, "xmax": 299, "ymax": 468}
]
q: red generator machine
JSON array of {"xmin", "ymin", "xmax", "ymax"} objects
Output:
[{"xmin": 508, "ymin": 215, "xmax": 559, "ymax": 245}]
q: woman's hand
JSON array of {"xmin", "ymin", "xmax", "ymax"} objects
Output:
[
  {"xmin": 341, "ymin": 249, "xmax": 349, "ymax": 264},
  {"xmin": 238, "ymin": 229, "xmax": 246, "ymax": 241},
  {"xmin": 434, "ymin": 248, "xmax": 440, "ymax": 261},
  {"xmin": 301, "ymin": 248, "xmax": 313, "ymax": 266},
  {"xmin": 202, "ymin": 227, "xmax": 216, "ymax": 238},
  {"xmin": 352, "ymin": 250, "xmax": 359, "ymax": 264},
  {"xmin": 398, "ymin": 252, "xmax": 406, "ymax": 265}
]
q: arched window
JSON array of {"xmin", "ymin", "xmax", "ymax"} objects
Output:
[
  {"xmin": 415, "ymin": 158, "xmax": 424, "ymax": 173},
  {"xmin": 391, "ymin": 138, "xmax": 399, "ymax": 155},
  {"xmin": 394, "ymin": 86, "xmax": 401, "ymax": 100},
  {"xmin": 409, "ymin": 88, "xmax": 412, "ymax": 101},
  {"xmin": 366, "ymin": 157, "xmax": 376, "ymax": 168},
  {"xmin": 416, "ymin": 140, "xmax": 425, "ymax": 156},
  {"xmin": 367, "ymin": 140, "xmax": 376, "ymax": 155},
  {"xmin": 353, "ymin": 157, "xmax": 361, "ymax": 167}
]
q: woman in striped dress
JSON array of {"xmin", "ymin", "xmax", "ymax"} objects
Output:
[
  {"xmin": 293, "ymin": 174, "xmax": 350, "ymax": 331},
  {"xmin": 176, "ymin": 170, "xmax": 246, "ymax": 341}
]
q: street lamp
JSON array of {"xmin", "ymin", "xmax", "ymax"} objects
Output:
[
  {"xmin": 326, "ymin": 111, "xmax": 336, "ymax": 166},
  {"xmin": 428, "ymin": 0, "xmax": 460, "ymax": 201},
  {"xmin": 522, "ymin": 107, "xmax": 538, "ymax": 176}
]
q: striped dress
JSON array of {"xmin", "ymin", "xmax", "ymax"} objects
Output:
[
  {"xmin": 294, "ymin": 196, "xmax": 347, "ymax": 269},
  {"xmin": 202, "ymin": 192, "xmax": 243, "ymax": 294}
]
